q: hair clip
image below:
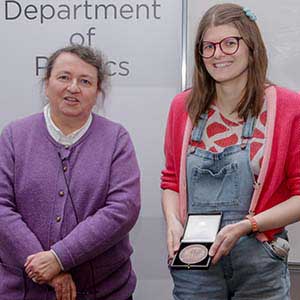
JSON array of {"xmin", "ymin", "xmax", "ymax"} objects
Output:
[{"xmin": 243, "ymin": 7, "xmax": 257, "ymax": 21}]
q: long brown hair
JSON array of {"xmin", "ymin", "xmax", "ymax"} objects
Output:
[{"xmin": 187, "ymin": 3, "xmax": 268, "ymax": 124}]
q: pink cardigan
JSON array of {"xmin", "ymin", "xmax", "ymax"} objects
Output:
[{"xmin": 161, "ymin": 85, "xmax": 300, "ymax": 241}]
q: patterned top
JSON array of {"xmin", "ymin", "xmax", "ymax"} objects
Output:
[{"xmin": 190, "ymin": 100, "xmax": 267, "ymax": 176}]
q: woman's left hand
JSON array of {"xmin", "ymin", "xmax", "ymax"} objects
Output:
[
  {"xmin": 209, "ymin": 220, "xmax": 251, "ymax": 264},
  {"xmin": 49, "ymin": 272, "xmax": 77, "ymax": 300},
  {"xmin": 25, "ymin": 251, "xmax": 61, "ymax": 283}
]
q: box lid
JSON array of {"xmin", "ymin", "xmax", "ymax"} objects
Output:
[{"xmin": 181, "ymin": 213, "xmax": 222, "ymax": 243}]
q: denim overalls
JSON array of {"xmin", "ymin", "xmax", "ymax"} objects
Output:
[{"xmin": 171, "ymin": 113, "xmax": 290, "ymax": 300}]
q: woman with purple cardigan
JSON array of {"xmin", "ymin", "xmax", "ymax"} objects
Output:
[{"xmin": 0, "ymin": 45, "xmax": 140, "ymax": 300}]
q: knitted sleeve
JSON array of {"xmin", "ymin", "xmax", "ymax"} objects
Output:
[
  {"xmin": 286, "ymin": 112, "xmax": 300, "ymax": 196},
  {"xmin": 161, "ymin": 99, "xmax": 180, "ymax": 192},
  {"xmin": 0, "ymin": 125, "xmax": 44, "ymax": 268}
]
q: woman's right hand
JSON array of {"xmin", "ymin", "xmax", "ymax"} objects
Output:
[
  {"xmin": 162, "ymin": 189, "xmax": 183, "ymax": 262},
  {"xmin": 48, "ymin": 272, "xmax": 77, "ymax": 300},
  {"xmin": 167, "ymin": 216, "xmax": 184, "ymax": 260}
]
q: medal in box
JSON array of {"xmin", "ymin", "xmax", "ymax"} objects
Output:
[{"xmin": 171, "ymin": 213, "xmax": 222, "ymax": 269}]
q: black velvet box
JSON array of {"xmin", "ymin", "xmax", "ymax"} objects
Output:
[{"xmin": 170, "ymin": 213, "xmax": 222, "ymax": 269}]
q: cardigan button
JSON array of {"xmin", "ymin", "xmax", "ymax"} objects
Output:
[
  {"xmin": 56, "ymin": 216, "xmax": 62, "ymax": 223},
  {"xmin": 63, "ymin": 166, "xmax": 68, "ymax": 172},
  {"xmin": 59, "ymin": 191, "xmax": 64, "ymax": 197}
]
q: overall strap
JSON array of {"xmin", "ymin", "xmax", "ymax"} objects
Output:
[
  {"xmin": 242, "ymin": 114, "xmax": 256, "ymax": 139},
  {"xmin": 240, "ymin": 114, "xmax": 256, "ymax": 149},
  {"xmin": 191, "ymin": 113, "xmax": 208, "ymax": 142}
]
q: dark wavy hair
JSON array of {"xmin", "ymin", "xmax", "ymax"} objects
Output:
[{"xmin": 43, "ymin": 44, "xmax": 108, "ymax": 94}]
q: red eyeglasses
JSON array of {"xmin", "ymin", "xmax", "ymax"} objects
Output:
[{"xmin": 199, "ymin": 36, "xmax": 243, "ymax": 58}]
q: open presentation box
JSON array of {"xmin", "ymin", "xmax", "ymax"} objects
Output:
[{"xmin": 171, "ymin": 213, "xmax": 222, "ymax": 269}]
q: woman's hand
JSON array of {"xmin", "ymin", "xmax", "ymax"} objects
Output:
[
  {"xmin": 167, "ymin": 216, "xmax": 184, "ymax": 261},
  {"xmin": 25, "ymin": 251, "xmax": 61, "ymax": 282},
  {"xmin": 162, "ymin": 189, "xmax": 183, "ymax": 263},
  {"xmin": 49, "ymin": 272, "xmax": 77, "ymax": 300},
  {"xmin": 209, "ymin": 220, "xmax": 251, "ymax": 264}
]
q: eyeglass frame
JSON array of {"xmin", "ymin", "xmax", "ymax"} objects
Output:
[{"xmin": 199, "ymin": 36, "xmax": 244, "ymax": 59}]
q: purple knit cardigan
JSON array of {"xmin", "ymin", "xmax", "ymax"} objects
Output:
[{"xmin": 0, "ymin": 113, "xmax": 140, "ymax": 300}]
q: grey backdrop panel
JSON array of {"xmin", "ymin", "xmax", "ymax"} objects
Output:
[
  {"xmin": 185, "ymin": 0, "xmax": 300, "ymax": 264},
  {"xmin": 0, "ymin": 0, "xmax": 183, "ymax": 299}
]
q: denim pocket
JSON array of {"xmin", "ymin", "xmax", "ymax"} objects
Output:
[
  {"xmin": 190, "ymin": 163, "xmax": 239, "ymax": 208},
  {"xmin": 261, "ymin": 236, "xmax": 290, "ymax": 262},
  {"xmin": 262, "ymin": 242, "xmax": 286, "ymax": 261}
]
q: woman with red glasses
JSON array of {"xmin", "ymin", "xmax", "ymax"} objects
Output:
[{"xmin": 161, "ymin": 3, "xmax": 300, "ymax": 300}]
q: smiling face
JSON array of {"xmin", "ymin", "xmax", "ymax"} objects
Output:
[
  {"xmin": 45, "ymin": 52, "xmax": 99, "ymax": 129},
  {"xmin": 202, "ymin": 24, "xmax": 249, "ymax": 85}
]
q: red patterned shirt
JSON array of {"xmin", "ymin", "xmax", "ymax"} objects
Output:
[{"xmin": 190, "ymin": 100, "xmax": 267, "ymax": 176}]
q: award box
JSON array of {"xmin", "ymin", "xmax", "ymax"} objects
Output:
[{"xmin": 171, "ymin": 213, "xmax": 222, "ymax": 269}]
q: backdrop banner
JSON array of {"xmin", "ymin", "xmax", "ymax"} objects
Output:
[{"xmin": 0, "ymin": 1, "xmax": 182, "ymax": 299}]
